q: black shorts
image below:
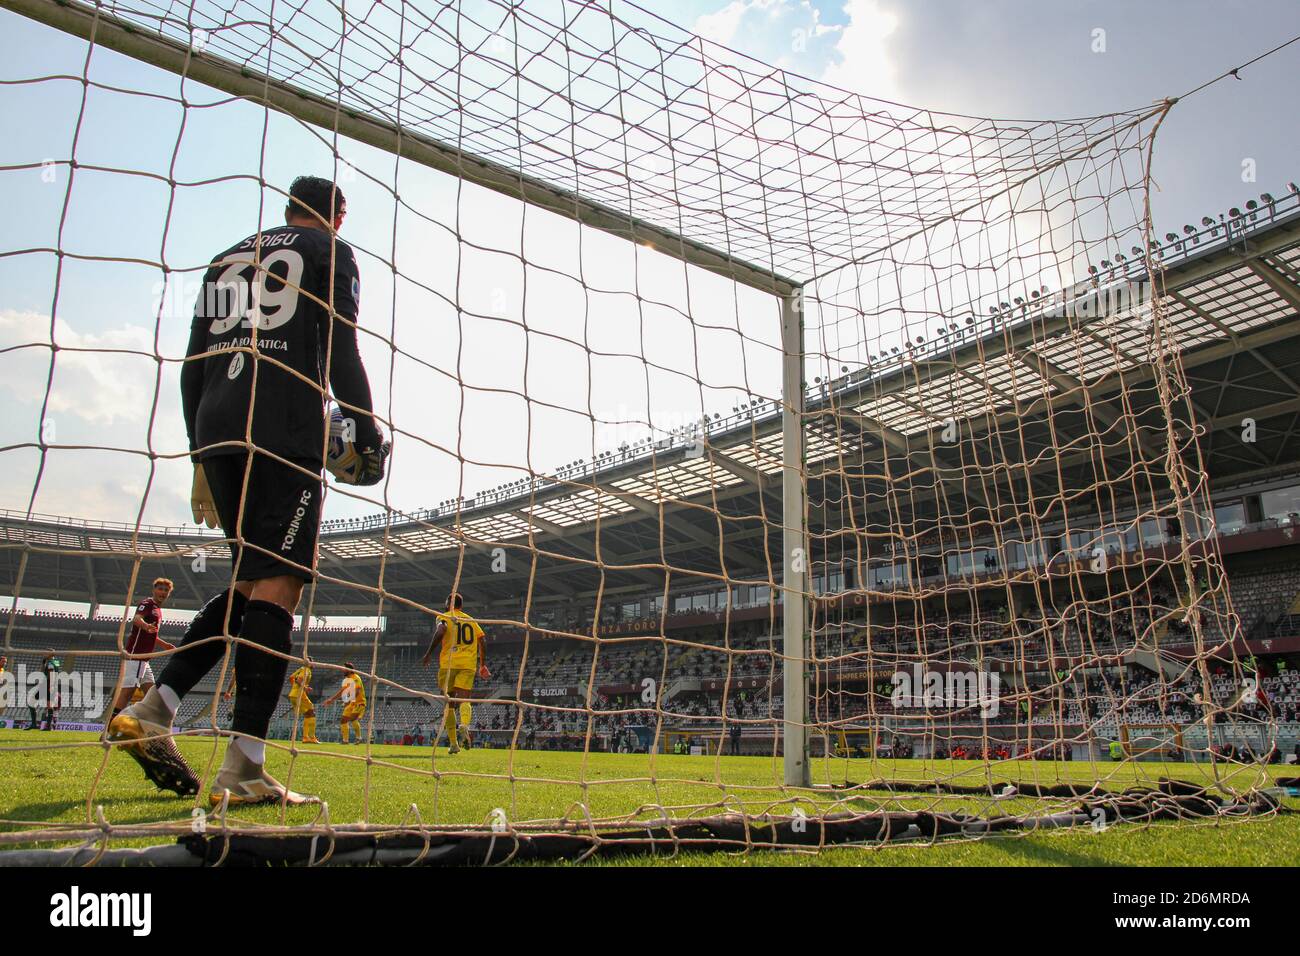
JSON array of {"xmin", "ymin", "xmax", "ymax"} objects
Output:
[{"xmin": 204, "ymin": 452, "xmax": 322, "ymax": 582}]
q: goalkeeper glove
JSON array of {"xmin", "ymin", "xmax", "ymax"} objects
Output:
[
  {"xmin": 352, "ymin": 436, "xmax": 391, "ymax": 486},
  {"xmin": 327, "ymin": 413, "xmax": 390, "ymax": 486},
  {"xmin": 191, "ymin": 463, "xmax": 220, "ymax": 529}
]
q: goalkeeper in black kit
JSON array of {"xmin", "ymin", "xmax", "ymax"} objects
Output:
[{"xmin": 109, "ymin": 176, "xmax": 389, "ymax": 805}]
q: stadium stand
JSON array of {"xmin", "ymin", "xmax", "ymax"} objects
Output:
[{"xmin": 3, "ymin": 194, "xmax": 1300, "ymax": 769}]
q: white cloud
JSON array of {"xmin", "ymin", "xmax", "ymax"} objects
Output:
[
  {"xmin": 0, "ymin": 309, "xmax": 192, "ymax": 525},
  {"xmin": 694, "ymin": 0, "xmax": 752, "ymax": 46},
  {"xmin": 819, "ymin": 0, "xmax": 900, "ymax": 99},
  {"xmin": 0, "ymin": 309, "xmax": 160, "ymax": 426},
  {"xmin": 693, "ymin": 0, "xmax": 900, "ymax": 100},
  {"xmin": 695, "ymin": 0, "xmax": 839, "ymax": 72}
]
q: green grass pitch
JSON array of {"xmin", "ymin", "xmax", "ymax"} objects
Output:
[{"xmin": 0, "ymin": 729, "xmax": 1295, "ymax": 865}]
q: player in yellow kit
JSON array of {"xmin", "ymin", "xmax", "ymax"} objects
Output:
[
  {"xmin": 322, "ymin": 662, "xmax": 367, "ymax": 744},
  {"xmin": 287, "ymin": 656, "xmax": 318, "ymax": 744},
  {"xmin": 421, "ymin": 593, "xmax": 490, "ymax": 754}
]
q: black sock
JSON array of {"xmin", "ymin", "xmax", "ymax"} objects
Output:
[
  {"xmin": 231, "ymin": 600, "xmax": 294, "ymax": 740},
  {"xmin": 157, "ymin": 588, "xmax": 248, "ymax": 698}
]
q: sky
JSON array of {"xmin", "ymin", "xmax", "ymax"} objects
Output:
[{"xmin": 0, "ymin": 0, "xmax": 1297, "ymax": 551}]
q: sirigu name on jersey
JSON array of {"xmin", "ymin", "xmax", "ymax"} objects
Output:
[{"xmin": 238, "ymin": 230, "xmax": 300, "ymax": 250}]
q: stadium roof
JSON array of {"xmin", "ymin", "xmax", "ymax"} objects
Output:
[{"xmin": 3, "ymin": 191, "xmax": 1300, "ymax": 615}]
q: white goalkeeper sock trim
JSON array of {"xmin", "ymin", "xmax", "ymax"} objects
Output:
[
  {"xmin": 234, "ymin": 735, "xmax": 266, "ymax": 764},
  {"xmin": 157, "ymin": 684, "xmax": 181, "ymax": 718}
]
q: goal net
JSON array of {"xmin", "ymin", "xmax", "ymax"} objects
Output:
[
  {"xmin": 0, "ymin": 0, "xmax": 1287, "ymax": 864},
  {"xmin": 1120, "ymin": 724, "xmax": 1186, "ymax": 761}
]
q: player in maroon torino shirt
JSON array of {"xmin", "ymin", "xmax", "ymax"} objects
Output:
[{"xmin": 109, "ymin": 578, "xmax": 177, "ymax": 724}]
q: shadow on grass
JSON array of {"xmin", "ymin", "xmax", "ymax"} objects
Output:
[
  {"xmin": 1, "ymin": 793, "xmax": 191, "ymax": 827},
  {"xmin": 969, "ymin": 830, "xmax": 1120, "ymax": 867}
]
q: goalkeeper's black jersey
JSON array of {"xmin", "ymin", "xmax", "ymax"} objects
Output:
[{"xmin": 182, "ymin": 224, "xmax": 377, "ymax": 467}]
